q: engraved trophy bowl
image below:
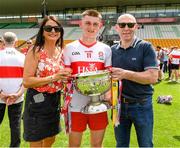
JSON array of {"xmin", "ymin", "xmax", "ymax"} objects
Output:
[{"xmin": 73, "ymin": 70, "xmax": 111, "ymax": 114}]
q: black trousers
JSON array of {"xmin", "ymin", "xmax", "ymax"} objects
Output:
[
  {"xmin": 163, "ymin": 61, "xmax": 168, "ymax": 73},
  {"xmin": 0, "ymin": 102, "xmax": 23, "ymax": 147},
  {"xmin": 168, "ymin": 63, "xmax": 172, "ymax": 78}
]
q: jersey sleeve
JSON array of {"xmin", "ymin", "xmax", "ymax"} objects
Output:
[
  {"xmin": 63, "ymin": 45, "xmax": 71, "ymax": 68},
  {"xmin": 104, "ymin": 45, "xmax": 112, "ymax": 69}
]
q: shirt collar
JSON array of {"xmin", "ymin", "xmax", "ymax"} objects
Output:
[{"xmin": 116, "ymin": 36, "xmax": 139, "ymax": 50}]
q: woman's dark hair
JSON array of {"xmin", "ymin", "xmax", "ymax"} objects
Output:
[
  {"xmin": 33, "ymin": 15, "xmax": 64, "ymax": 53},
  {"xmin": 0, "ymin": 37, "xmax": 3, "ymax": 42}
]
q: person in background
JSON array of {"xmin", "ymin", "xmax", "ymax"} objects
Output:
[
  {"xmin": 156, "ymin": 46, "xmax": 163, "ymax": 82},
  {"xmin": 0, "ymin": 37, "xmax": 4, "ymax": 50},
  {"xmin": 167, "ymin": 46, "xmax": 174, "ymax": 79},
  {"xmin": 63, "ymin": 9, "xmax": 112, "ymax": 147},
  {"xmin": 23, "ymin": 16, "xmax": 72, "ymax": 147},
  {"xmin": 169, "ymin": 46, "xmax": 180, "ymax": 82},
  {"xmin": 21, "ymin": 39, "xmax": 33, "ymax": 55},
  {"xmin": 163, "ymin": 48, "xmax": 168, "ymax": 74},
  {"xmin": 0, "ymin": 32, "xmax": 25, "ymax": 147},
  {"xmin": 111, "ymin": 13, "xmax": 158, "ymax": 147},
  {"xmin": 157, "ymin": 46, "xmax": 165, "ymax": 74}
]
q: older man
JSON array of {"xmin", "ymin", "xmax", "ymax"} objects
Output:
[
  {"xmin": 111, "ymin": 14, "xmax": 158, "ymax": 147},
  {"xmin": 0, "ymin": 32, "xmax": 25, "ymax": 147}
]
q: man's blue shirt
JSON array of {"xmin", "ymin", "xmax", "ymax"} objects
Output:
[{"xmin": 111, "ymin": 38, "xmax": 158, "ymax": 99}]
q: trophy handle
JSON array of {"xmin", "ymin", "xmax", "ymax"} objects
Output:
[{"xmin": 111, "ymin": 80, "xmax": 120, "ymax": 126}]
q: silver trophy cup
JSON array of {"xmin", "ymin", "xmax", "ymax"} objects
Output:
[{"xmin": 73, "ymin": 70, "xmax": 111, "ymax": 114}]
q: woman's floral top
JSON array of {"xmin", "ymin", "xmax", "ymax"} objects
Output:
[{"xmin": 34, "ymin": 48, "xmax": 64, "ymax": 93}]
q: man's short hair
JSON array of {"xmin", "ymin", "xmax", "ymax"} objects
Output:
[
  {"xmin": 27, "ymin": 40, "xmax": 32, "ymax": 44},
  {"xmin": 2, "ymin": 32, "xmax": 17, "ymax": 45},
  {"xmin": 173, "ymin": 46, "xmax": 178, "ymax": 49},
  {"xmin": 117, "ymin": 13, "xmax": 137, "ymax": 23},
  {"xmin": 156, "ymin": 46, "xmax": 161, "ymax": 49},
  {"xmin": 81, "ymin": 9, "xmax": 102, "ymax": 19}
]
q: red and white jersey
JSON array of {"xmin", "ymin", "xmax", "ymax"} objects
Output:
[
  {"xmin": 0, "ymin": 47, "xmax": 25, "ymax": 104},
  {"xmin": 63, "ymin": 40, "xmax": 112, "ymax": 112},
  {"xmin": 63, "ymin": 40, "xmax": 111, "ymax": 75},
  {"xmin": 169, "ymin": 49, "xmax": 180, "ymax": 64}
]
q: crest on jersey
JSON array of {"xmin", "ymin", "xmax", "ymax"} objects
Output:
[{"xmin": 98, "ymin": 51, "xmax": 104, "ymax": 60}]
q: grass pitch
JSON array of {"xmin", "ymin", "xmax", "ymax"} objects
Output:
[{"xmin": 0, "ymin": 78, "xmax": 180, "ymax": 147}]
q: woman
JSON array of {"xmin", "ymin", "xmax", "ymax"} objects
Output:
[{"xmin": 23, "ymin": 16, "xmax": 72, "ymax": 147}]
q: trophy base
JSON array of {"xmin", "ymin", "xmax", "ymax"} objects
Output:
[{"xmin": 81, "ymin": 101, "xmax": 111, "ymax": 114}]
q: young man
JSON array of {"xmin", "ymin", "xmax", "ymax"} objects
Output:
[
  {"xmin": 0, "ymin": 32, "xmax": 25, "ymax": 147},
  {"xmin": 63, "ymin": 9, "xmax": 112, "ymax": 147},
  {"xmin": 111, "ymin": 14, "xmax": 158, "ymax": 147}
]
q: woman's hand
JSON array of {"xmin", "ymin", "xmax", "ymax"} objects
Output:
[{"xmin": 53, "ymin": 68, "xmax": 72, "ymax": 82}]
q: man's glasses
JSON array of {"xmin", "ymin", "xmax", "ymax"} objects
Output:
[
  {"xmin": 117, "ymin": 23, "xmax": 136, "ymax": 28},
  {"xmin": 43, "ymin": 25, "xmax": 62, "ymax": 32}
]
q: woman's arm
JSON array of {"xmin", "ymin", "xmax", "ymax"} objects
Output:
[{"xmin": 23, "ymin": 49, "xmax": 72, "ymax": 88}]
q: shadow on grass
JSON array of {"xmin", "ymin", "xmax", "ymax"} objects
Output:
[
  {"xmin": 153, "ymin": 81, "xmax": 162, "ymax": 85},
  {"xmin": 164, "ymin": 78, "xmax": 170, "ymax": 81},
  {"xmin": 165, "ymin": 81, "xmax": 180, "ymax": 85},
  {"xmin": 157, "ymin": 103, "xmax": 172, "ymax": 106},
  {"xmin": 173, "ymin": 136, "xmax": 180, "ymax": 141}
]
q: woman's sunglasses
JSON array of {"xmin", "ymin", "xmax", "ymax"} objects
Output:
[
  {"xmin": 117, "ymin": 23, "xmax": 136, "ymax": 28},
  {"xmin": 43, "ymin": 25, "xmax": 62, "ymax": 32}
]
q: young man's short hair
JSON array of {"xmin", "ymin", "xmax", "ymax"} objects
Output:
[{"xmin": 81, "ymin": 9, "xmax": 102, "ymax": 19}]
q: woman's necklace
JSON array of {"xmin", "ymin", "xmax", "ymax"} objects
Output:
[{"xmin": 44, "ymin": 47, "xmax": 62, "ymax": 60}]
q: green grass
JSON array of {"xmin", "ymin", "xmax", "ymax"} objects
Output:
[{"xmin": 0, "ymin": 78, "xmax": 180, "ymax": 147}]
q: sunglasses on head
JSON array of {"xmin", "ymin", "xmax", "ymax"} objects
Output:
[
  {"xmin": 43, "ymin": 25, "xmax": 62, "ymax": 32},
  {"xmin": 117, "ymin": 23, "xmax": 136, "ymax": 28}
]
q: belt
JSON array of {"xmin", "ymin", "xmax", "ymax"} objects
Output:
[{"xmin": 122, "ymin": 97, "xmax": 147, "ymax": 104}]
